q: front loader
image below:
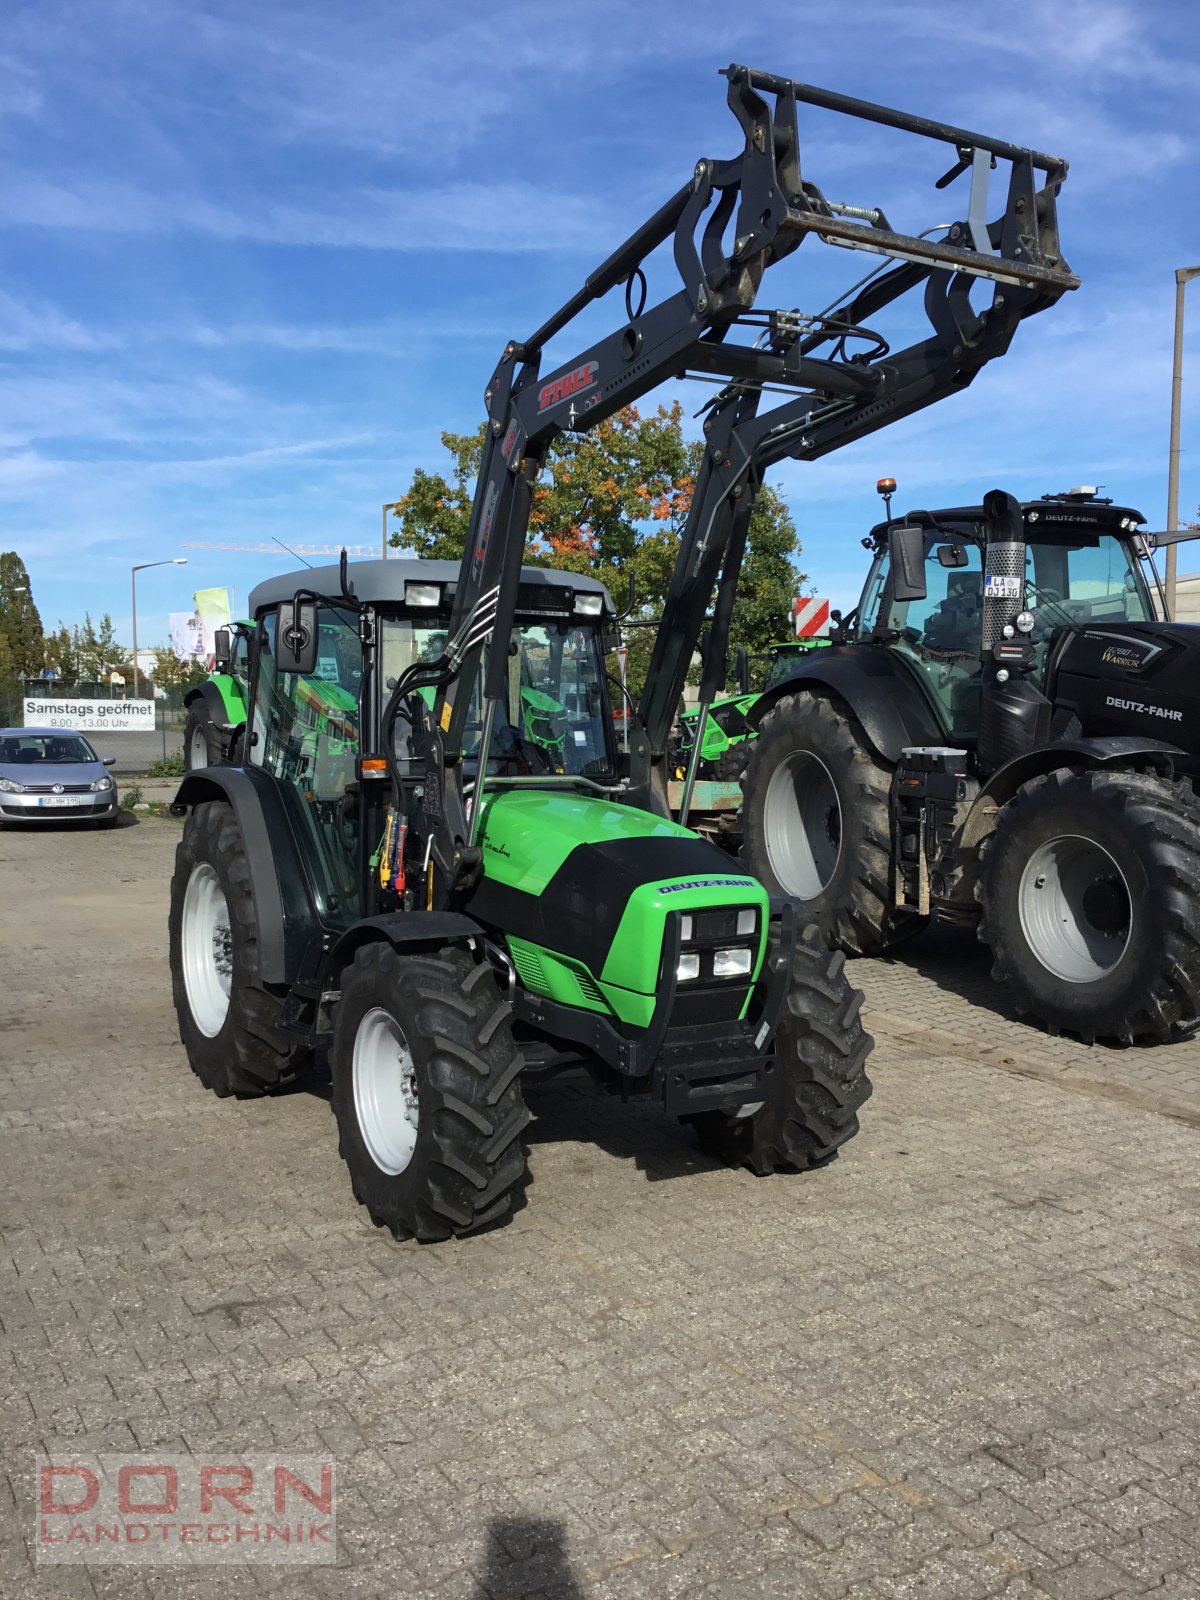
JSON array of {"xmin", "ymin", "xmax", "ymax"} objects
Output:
[
  {"xmin": 167, "ymin": 65, "xmax": 1078, "ymax": 1238},
  {"xmin": 739, "ymin": 483, "xmax": 1200, "ymax": 1043}
]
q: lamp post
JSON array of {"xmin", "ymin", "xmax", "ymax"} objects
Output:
[
  {"xmin": 1166, "ymin": 265, "xmax": 1200, "ymax": 618},
  {"xmin": 131, "ymin": 558, "xmax": 187, "ymax": 698},
  {"xmin": 381, "ymin": 501, "xmax": 404, "ymax": 560}
]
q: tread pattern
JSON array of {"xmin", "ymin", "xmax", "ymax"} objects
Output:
[
  {"xmin": 979, "ymin": 767, "xmax": 1200, "ymax": 1043},
  {"xmin": 331, "ymin": 943, "xmax": 529, "ymax": 1243},
  {"xmin": 739, "ymin": 690, "xmax": 923, "ymax": 956},
  {"xmin": 168, "ymin": 800, "xmax": 305, "ymax": 1097},
  {"xmin": 689, "ymin": 923, "xmax": 874, "ymax": 1174}
]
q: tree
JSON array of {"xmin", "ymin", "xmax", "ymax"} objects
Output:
[
  {"xmin": 0, "ymin": 552, "xmax": 45, "ymax": 677},
  {"xmin": 73, "ymin": 613, "xmax": 122, "ymax": 682},
  {"xmin": 151, "ymin": 646, "xmax": 208, "ymax": 691},
  {"xmin": 43, "ymin": 624, "xmax": 79, "ymax": 684},
  {"xmin": 389, "ymin": 404, "xmax": 804, "ymax": 694}
]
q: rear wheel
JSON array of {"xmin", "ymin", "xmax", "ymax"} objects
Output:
[
  {"xmin": 331, "ymin": 943, "xmax": 530, "ymax": 1242},
  {"xmin": 740, "ymin": 692, "xmax": 924, "ymax": 955},
  {"xmin": 713, "ymin": 740, "xmax": 752, "ymax": 783},
  {"xmin": 185, "ymin": 708, "xmax": 223, "ymax": 771},
  {"xmin": 980, "ymin": 768, "xmax": 1200, "ymax": 1041},
  {"xmin": 168, "ymin": 800, "xmax": 308, "ymax": 1094},
  {"xmin": 688, "ymin": 923, "xmax": 873, "ymax": 1172}
]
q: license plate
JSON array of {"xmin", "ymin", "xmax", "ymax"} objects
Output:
[{"xmin": 37, "ymin": 796, "xmax": 86, "ymax": 807}]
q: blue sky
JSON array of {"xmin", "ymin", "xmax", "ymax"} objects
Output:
[{"xmin": 1, "ymin": 0, "xmax": 1197, "ymax": 643}]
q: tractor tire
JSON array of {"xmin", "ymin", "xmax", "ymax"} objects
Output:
[
  {"xmin": 330, "ymin": 943, "xmax": 530, "ymax": 1242},
  {"xmin": 687, "ymin": 923, "xmax": 873, "ymax": 1172},
  {"xmin": 713, "ymin": 741, "xmax": 752, "ymax": 783},
  {"xmin": 185, "ymin": 708, "xmax": 223, "ymax": 771},
  {"xmin": 739, "ymin": 691, "xmax": 925, "ymax": 955},
  {"xmin": 980, "ymin": 767, "xmax": 1200, "ymax": 1043},
  {"xmin": 169, "ymin": 800, "xmax": 308, "ymax": 1096}
]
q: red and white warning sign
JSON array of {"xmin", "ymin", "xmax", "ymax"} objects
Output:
[{"xmin": 793, "ymin": 596, "xmax": 831, "ymax": 638}]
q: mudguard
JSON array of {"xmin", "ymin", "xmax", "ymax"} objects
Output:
[
  {"xmin": 327, "ymin": 912, "xmax": 483, "ymax": 977},
  {"xmin": 184, "ymin": 681, "xmax": 240, "ymax": 729},
  {"xmin": 171, "ymin": 767, "xmax": 319, "ymax": 984},
  {"xmin": 976, "ymin": 735, "xmax": 1187, "ymax": 814},
  {"xmin": 745, "ymin": 644, "xmax": 944, "ymax": 765}
]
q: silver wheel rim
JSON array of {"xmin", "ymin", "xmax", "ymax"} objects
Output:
[
  {"xmin": 353, "ymin": 1007, "xmax": 420, "ymax": 1176},
  {"xmin": 763, "ymin": 751, "xmax": 842, "ymax": 899},
  {"xmin": 181, "ymin": 863, "xmax": 233, "ymax": 1036},
  {"xmin": 189, "ymin": 723, "xmax": 210, "ymax": 769},
  {"xmin": 1018, "ymin": 833, "xmax": 1132, "ymax": 983}
]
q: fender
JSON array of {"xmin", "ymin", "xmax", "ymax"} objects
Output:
[
  {"xmin": 184, "ymin": 680, "xmax": 242, "ymax": 729},
  {"xmin": 326, "ymin": 912, "xmax": 484, "ymax": 982},
  {"xmin": 745, "ymin": 644, "xmax": 944, "ymax": 765},
  {"xmin": 171, "ymin": 767, "xmax": 319, "ymax": 984},
  {"xmin": 972, "ymin": 735, "xmax": 1187, "ymax": 822}
]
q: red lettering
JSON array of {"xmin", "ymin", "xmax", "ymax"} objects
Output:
[
  {"xmin": 200, "ymin": 1464, "xmax": 254, "ymax": 1514},
  {"xmin": 274, "ymin": 1465, "xmax": 333, "ymax": 1515},
  {"xmin": 118, "ymin": 1465, "xmax": 177, "ymax": 1515},
  {"xmin": 41, "ymin": 1465, "xmax": 99, "ymax": 1515}
]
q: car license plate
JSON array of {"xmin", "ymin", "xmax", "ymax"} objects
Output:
[{"xmin": 38, "ymin": 796, "xmax": 85, "ymax": 807}]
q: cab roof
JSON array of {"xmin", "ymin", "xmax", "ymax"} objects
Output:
[
  {"xmin": 248, "ymin": 557, "xmax": 613, "ymax": 615},
  {"xmin": 866, "ymin": 494, "xmax": 1146, "ymax": 545}
]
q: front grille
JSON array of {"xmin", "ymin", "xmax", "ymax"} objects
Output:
[{"xmin": 24, "ymin": 782, "xmax": 93, "ymax": 794}]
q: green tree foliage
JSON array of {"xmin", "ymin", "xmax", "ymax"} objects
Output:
[
  {"xmin": 0, "ymin": 552, "xmax": 45, "ymax": 678},
  {"xmin": 73, "ymin": 613, "xmax": 123, "ymax": 682},
  {"xmin": 389, "ymin": 404, "xmax": 804, "ymax": 693},
  {"xmin": 150, "ymin": 645, "xmax": 208, "ymax": 691}
]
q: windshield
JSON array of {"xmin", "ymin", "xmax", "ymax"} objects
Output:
[
  {"xmin": 1, "ymin": 733, "xmax": 99, "ymax": 765},
  {"xmin": 1026, "ymin": 532, "xmax": 1153, "ymax": 629},
  {"xmin": 382, "ymin": 616, "xmax": 615, "ymax": 780}
]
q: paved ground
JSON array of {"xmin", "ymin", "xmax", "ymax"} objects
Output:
[{"xmin": 3, "ymin": 817, "xmax": 1200, "ymax": 1599}]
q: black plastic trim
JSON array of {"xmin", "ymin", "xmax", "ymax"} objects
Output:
[{"xmin": 977, "ymin": 735, "xmax": 1188, "ymax": 812}]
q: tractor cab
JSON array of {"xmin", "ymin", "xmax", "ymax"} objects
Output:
[{"xmin": 845, "ymin": 489, "xmax": 1157, "ymax": 749}]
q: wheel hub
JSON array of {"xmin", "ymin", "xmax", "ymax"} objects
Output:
[
  {"xmin": 352, "ymin": 1007, "xmax": 420, "ymax": 1176},
  {"xmin": 1018, "ymin": 833, "xmax": 1131, "ymax": 984},
  {"xmin": 181, "ymin": 862, "xmax": 233, "ymax": 1036},
  {"xmin": 763, "ymin": 750, "xmax": 842, "ymax": 900}
]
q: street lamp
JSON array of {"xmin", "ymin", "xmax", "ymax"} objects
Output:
[
  {"xmin": 131, "ymin": 558, "xmax": 187, "ymax": 698},
  {"xmin": 381, "ymin": 501, "xmax": 405, "ymax": 560},
  {"xmin": 1165, "ymin": 265, "xmax": 1200, "ymax": 618}
]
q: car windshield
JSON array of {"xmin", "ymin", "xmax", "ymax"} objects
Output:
[
  {"xmin": 382, "ymin": 616, "xmax": 615, "ymax": 779},
  {"xmin": 0, "ymin": 734, "xmax": 98, "ymax": 764}
]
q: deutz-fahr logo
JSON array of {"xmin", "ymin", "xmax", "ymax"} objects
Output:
[
  {"xmin": 661, "ymin": 878, "xmax": 755, "ymax": 894},
  {"xmin": 538, "ymin": 361, "xmax": 599, "ymax": 413}
]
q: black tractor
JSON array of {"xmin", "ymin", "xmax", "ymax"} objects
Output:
[{"xmin": 739, "ymin": 485, "xmax": 1200, "ymax": 1043}]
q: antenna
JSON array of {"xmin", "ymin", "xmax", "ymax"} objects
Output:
[{"xmin": 272, "ymin": 535, "xmax": 313, "ymax": 569}]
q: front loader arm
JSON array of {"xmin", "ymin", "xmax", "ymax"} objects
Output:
[{"xmin": 418, "ymin": 63, "xmax": 1078, "ymax": 903}]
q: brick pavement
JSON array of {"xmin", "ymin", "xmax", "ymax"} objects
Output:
[{"xmin": 2, "ymin": 817, "xmax": 1199, "ymax": 1598}]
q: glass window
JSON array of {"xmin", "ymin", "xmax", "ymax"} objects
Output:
[
  {"xmin": 1027, "ymin": 534, "xmax": 1152, "ymax": 627},
  {"xmin": 0, "ymin": 733, "xmax": 98, "ymax": 764},
  {"xmin": 880, "ymin": 532, "xmax": 984, "ymax": 738},
  {"xmin": 251, "ymin": 606, "xmax": 361, "ymax": 926},
  {"xmin": 381, "ymin": 615, "xmax": 615, "ymax": 780}
]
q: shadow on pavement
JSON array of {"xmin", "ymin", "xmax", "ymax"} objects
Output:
[
  {"xmin": 475, "ymin": 1515, "xmax": 585, "ymax": 1599},
  {"xmin": 525, "ymin": 1079, "xmax": 723, "ymax": 1183}
]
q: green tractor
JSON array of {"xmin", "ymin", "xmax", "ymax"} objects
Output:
[
  {"xmin": 166, "ymin": 66, "xmax": 1078, "ymax": 1235},
  {"xmin": 182, "ymin": 624, "xmax": 252, "ymax": 771},
  {"xmin": 674, "ymin": 637, "xmax": 831, "ymax": 784}
]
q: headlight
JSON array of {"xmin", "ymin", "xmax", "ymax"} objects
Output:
[
  {"xmin": 573, "ymin": 593, "xmax": 603, "ymax": 616},
  {"xmin": 90, "ymin": 776, "xmax": 113, "ymax": 792},
  {"xmin": 713, "ymin": 947, "xmax": 753, "ymax": 978},
  {"xmin": 0, "ymin": 777, "xmax": 25, "ymax": 793},
  {"xmin": 677, "ymin": 952, "xmax": 701, "ymax": 981},
  {"xmin": 404, "ymin": 582, "xmax": 442, "ymax": 608}
]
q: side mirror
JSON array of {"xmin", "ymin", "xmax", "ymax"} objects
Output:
[
  {"xmin": 936, "ymin": 544, "xmax": 969, "ymax": 569},
  {"xmin": 213, "ymin": 627, "xmax": 232, "ymax": 671},
  {"xmin": 888, "ymin": 523, "xmax": 927, "ymax": 602},
  {"xmin": 103, "ymin": 755, "xmax": 116, "ymax": 768},
  {"xmin": 275, "ymin": 600, "xmax": 318, "ymax": 676},
  {"xmin": 734, "ymin": 646, "xmax": 750, "ymax": 697}
]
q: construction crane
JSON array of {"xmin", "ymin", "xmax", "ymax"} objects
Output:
[{"xmin": 183, "ymin": 541, "xmax": 378, "ymax": 559}]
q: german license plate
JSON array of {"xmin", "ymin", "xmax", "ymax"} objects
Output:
[{"xmin": 37, "ymin": 796, "xmax": 85, "ymax": 807}]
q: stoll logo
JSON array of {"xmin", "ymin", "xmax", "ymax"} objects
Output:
[{"xmin": 36, "ymin": 1454, "xmax": 336, "ymax": 1565}]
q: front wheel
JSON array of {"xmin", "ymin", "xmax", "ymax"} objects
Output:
[
  {"xmin": 688, "ymin": 923, "xmax": 874, "ymax": 1173},
  {"xmin": 331, "ymin": 943, "xmax": 530, "ymax": 1241},
  {"xmin": 980, "ymin": 768, "xmax": 1200, "ymax": 1042},
  {"xmin": 740, "ymin": 692, "xmax": 924, "ymax": 955}
]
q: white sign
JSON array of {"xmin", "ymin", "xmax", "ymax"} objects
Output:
[{"xmin": 23, "ymin": 698, "xmax": 156, "ymax": 733}]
